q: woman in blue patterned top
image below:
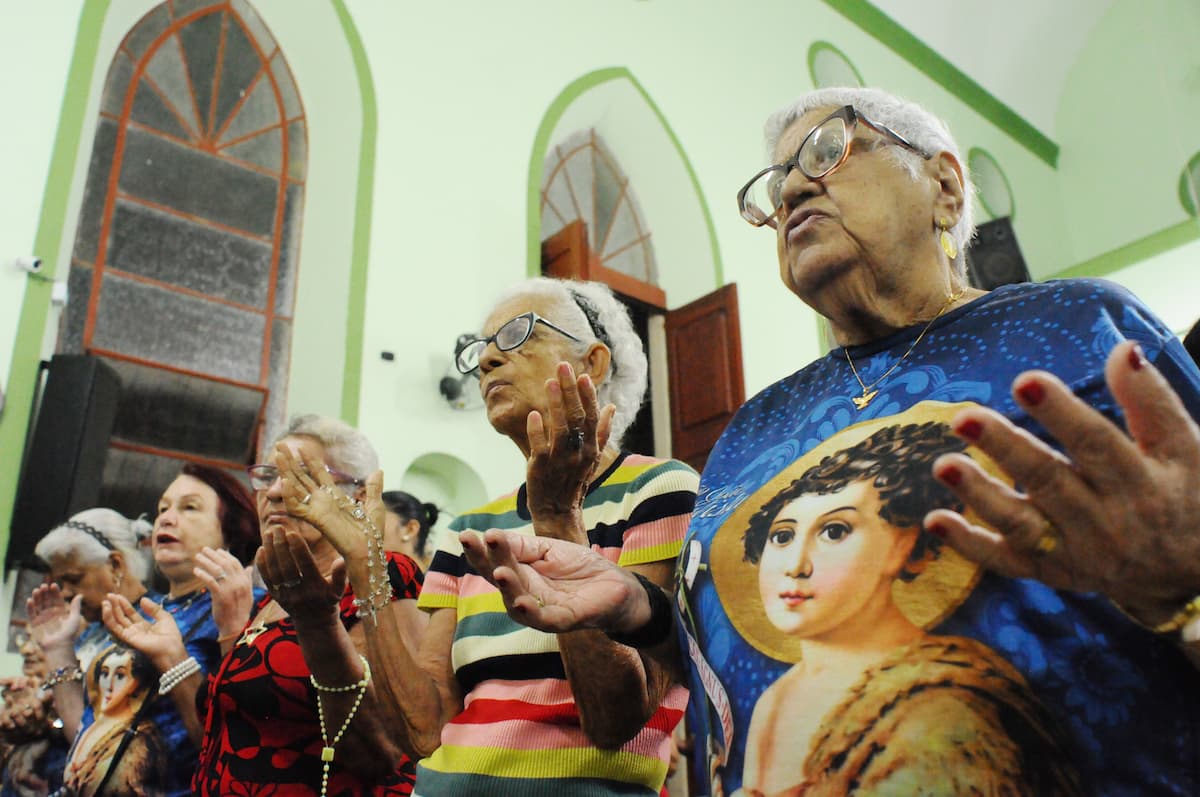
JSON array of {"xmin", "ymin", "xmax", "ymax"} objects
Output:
[
  {"xmin": 463, "ymin": 87, "xmax": 1200, "ymax": 796},
  {"xmin": 73, "ymin": 465, "xmax": 258, "ymax": 796}
]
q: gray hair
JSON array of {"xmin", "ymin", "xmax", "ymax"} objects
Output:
[
  {"xmin": 763, "ymin": 87, "xmax": 976, "ymax": 278},
  {"xmin": 489, "ymin": 278, "xmax": 647, "ymax": 446},
  {"xmin": 34, "ymin": 508, "xmax": 152, "ymax": 582},
  {"xmin": 275, "ymin": 414, "xmax": 380, "ymax": 480}
]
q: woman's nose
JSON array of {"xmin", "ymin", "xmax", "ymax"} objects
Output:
[
  {"xmin": 784, "ymin": 545, "xmax": 814, "ymax": 579},
  {"xmin": 477, "ymin": 343, "xmax": 506, "ymax": 375},
  {"xmin": 777, "ymin": 166, "xmax": 822, "ymax": 215}
]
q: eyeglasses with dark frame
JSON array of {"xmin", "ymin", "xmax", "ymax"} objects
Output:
[
  {"xmin": 455, "ymin": 311, "xmax": 582, "ymax": 375},
  {"xmin": 245, "ymin": 463, "xmax": 364, "ymax": 492},
  {"xmin": 737, "ymin": 105, "xmax": 932, "ymax": 228}
]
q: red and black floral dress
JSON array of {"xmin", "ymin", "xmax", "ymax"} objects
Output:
[{"xmin": 193, "ymin": 552, "xmax": 422, "ymax": 796}]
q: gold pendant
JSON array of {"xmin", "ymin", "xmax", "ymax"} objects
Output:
[
  {"xmin": 852, "ymin": 390, "xmax": 878, "ymax": 410},
  {"xmin": 238, "ymin": 623, "xmax": 268, "ymax": 647}
]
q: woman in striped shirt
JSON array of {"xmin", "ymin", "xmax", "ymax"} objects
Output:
[{"xmin": 278, "ymin": 278, "xmax": 698, "ymax": 796}]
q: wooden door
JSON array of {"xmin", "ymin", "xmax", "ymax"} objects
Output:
[{"xmin": 665, "ymin": 284, "xmax": 744, "ymax": 472}]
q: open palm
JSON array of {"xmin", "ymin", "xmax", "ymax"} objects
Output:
[{"xmin": 102, "ymin": 595, "xmax": 185, "ymax": 669}]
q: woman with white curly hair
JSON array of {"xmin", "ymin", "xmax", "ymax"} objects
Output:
[
  {"xmin": 284, "ymin": 277, "xmax": 698, "ymax": 795},
  {"xmin": 460, "ymin": 87, "xmax": 1200, "ymax": 796},
  {"xmin": 27, "ymin": 508, "xmax": 154, "ymax": 741}
]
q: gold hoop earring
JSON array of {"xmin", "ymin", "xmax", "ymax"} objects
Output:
[{"xmin": 938, "ymin": 218, "xmax": 958, "ymax": 260}]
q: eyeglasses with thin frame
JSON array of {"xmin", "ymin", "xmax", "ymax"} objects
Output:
[
  {"xmin": 737, "ymin": 105, "xmax": 931, "ymax": 228},
  {"xmin": 455, "ymin": 311, "xmax": 582, "ymax": 375},
  {"xmin": 245, "ymin": 463, "xmax": 364, "ymax": 492}
]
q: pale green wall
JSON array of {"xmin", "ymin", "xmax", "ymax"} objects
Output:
[
  {"xmin": 3, "ymin": 1, "xmax": 1199, "ymax": 676},
  {"xmin": 1050, "ymin": 0, "xmax": 1200, "ymax": 326},
  {"xmin": 1055, "ymin": 0, "xmax": 1200, "ymax": 264}
]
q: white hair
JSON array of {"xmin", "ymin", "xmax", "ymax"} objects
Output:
[
  {"xmin": 763, "ymin": 87, "xmax": 976, "ymax": 278},
  {"xmin": 276, "ymin": 414, "xmax": 380, "ymax": 480},
  {"xmin": 34, "ymin": 508, "xmax": 152, "ymax": 582},
  {"xmin": 489, "ymin": 278, "xmax": 647, "ymax": 446}
]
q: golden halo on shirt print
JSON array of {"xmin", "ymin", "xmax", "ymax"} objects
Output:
[{"xmin": 710, "ymin": 401, "xmax": 1002, "ymax": 663}]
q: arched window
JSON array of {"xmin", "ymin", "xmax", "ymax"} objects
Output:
[
  {"xmin": 808, "ymin": 42, "xmax": 864, "ymax": 89},
  {"xmin": 540, "ymin": 129, "xmax": 658, "ymax": 286},
  {"xmin": 968, "ymin": 147, "xmax": 1016, "ymax": 221},
  {"xmin": 1179, "ymin": 152, "xmax": 1200, "ymax": 217},
  {"xmin": 61, "ymin": 0, "xmax": 305, "ymax": 515}
]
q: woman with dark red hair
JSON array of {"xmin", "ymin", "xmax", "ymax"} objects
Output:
[{"xmin": 96, "ymin": 464, "xmax": 262, "ymax": 770}]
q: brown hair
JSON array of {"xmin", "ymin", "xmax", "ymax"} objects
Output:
[
  {"xmin": 742, "ymin": 422, "xmax": 966, "ymax": 581},
  {"xmin": 179, "ymin": 463, "xmax": 259, "ymax": 565}
]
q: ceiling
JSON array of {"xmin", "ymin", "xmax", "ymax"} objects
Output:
[{"xmin": 872, "ymin": 0, "xmax": 1115, "ymax": 138}]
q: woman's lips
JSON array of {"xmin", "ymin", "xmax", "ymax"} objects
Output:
[
  {"xmin": 778, "ymin": 591, "xmax": 813, "ymax": 607},
  {"xmin": 786, "ymin": 211, "xmax": 828, "ymax": 245}
]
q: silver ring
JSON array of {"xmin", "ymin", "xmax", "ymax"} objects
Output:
[
  {"xmin": 565, "ymin": 429, "xmax": 585, "ymax": 452},
  {"xmin": 300, "ymin": 493, "xmax": 311, "ymax": 505},
  {"xmin": 277, "ymin": 579, "xmax": 302, "ymax": 589},
  {"xmin": 215, "ymin": 571, "xmax": 228, "ymax": 583}
]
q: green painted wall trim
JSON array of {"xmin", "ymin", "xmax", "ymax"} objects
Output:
[
  {"xmin": 526, "ymin": 67, "xmax": 724, "ymax": 288},
  {"xmin": 330, "ymin": 0, "xmax": 375, "ymax": 424},
  {"xmin": 0, "ymin": 0, "xmax": 111, "ymax": 559},
  {"xmin": 1049, "ymin": 218, "xmax": 1200, "ymax": 280},
  {"xmin": 808, "ymin": 41, "xmax": 865, "ymax": 88},
  {"xmin": 824, "ymin": 0, "xmax": 1060, "ymax": 168}
]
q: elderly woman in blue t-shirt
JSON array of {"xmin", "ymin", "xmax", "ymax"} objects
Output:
[{"xmin": 461, "ymin": 86, "xmax": 1200, "ymax": 796}]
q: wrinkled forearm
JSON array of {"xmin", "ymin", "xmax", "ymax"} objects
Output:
[
  {"xmin": 558, "ymin": 626, "xmax": 675, "ymax": 749},
  {"xmin": 558, "ymin": 562, "xmax": 682, "ymax": 749},
  {"xmin": 48, "ymin": 681, "xmax": 84, "ymax": 741},
  {"xmin": 344, "ymin": 562, "xmax": 458, "ymax": 759}
]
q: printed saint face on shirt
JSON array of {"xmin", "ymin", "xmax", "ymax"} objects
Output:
[
  {"xmin": 66, "ymin": 644, "xmax": 166, "ymax": 797},
  {"xmin": 706, "ymin": 404, "xmax": 1082, "ymax": 797}
]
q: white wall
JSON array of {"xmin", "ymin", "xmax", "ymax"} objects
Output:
[{"xmin": 0, "ymin": 4, "xmax": 78, "ymax": 399}]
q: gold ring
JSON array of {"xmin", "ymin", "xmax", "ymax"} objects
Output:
[
  {"xmin": 1033, "ymin": 522, "xmax": 1059, "ymax": 555},
  {"xmin": 535, "ymin": 595, "xmax": 545, "ymax": 609}
]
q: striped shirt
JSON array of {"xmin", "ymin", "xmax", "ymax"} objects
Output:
[{"xmin": 415, "ymin": 452, "xmax": 698, "ymax": 797}]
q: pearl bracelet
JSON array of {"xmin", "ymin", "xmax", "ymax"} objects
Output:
[{"xmin": 158, "ymin": 656, "xmax": 201, "ymax": 695}]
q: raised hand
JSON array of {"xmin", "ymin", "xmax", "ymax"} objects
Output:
[
  {"xmin": 924, "ymin": 341, "xmax": 1200, "ymax": 629},
  {"xmin": 524, "ymin": 362, "xmax": 616, "ymax": 537},
  {"xmin": 102, "ymin": 595, "xmax": 187, "ymax": 672},
  {"xmin": 461, "ymin": 529, "xmax": 646, "ymax": 634},
  {"xmin": 0, "ymin": 676, "xmax": 52, "ymax": 743},
  {"xmin": 26, "ymin": 584, "xmax": 82, "ymax": 654},
  {"xmin": 194, "ymin": 546, "xmax": 254, "ymax": 638},
  {"xmin": 256, "ymin": 528, "xmax": 345, "ymax": 626},
  {"xmin": 273, "ymin": 443, "xmax": 385, "ymax": 562}
]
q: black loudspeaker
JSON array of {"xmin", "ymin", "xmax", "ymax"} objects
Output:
[
  {"xmin": 8, "ymin": 355, "xmax": 121, "ymax": 569},
  {"xmin": 966, "ymin": 217, "xmax": 1031, "ymax": 290}
]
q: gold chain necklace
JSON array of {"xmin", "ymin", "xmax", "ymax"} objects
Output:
[{"xmin": 843, "ymin": 288, "xmax": 965, "ymax": 410}]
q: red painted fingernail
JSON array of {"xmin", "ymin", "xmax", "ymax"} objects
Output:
[
  {"xmin": 956, "ymin": 419, "xmax": 984, "ymax": 441},
  {"xmin": 1016, "ymin": 381, "xmax": 1045, "ymax": 406},
  {"xmin": 926, "ymin": 522, "xmax": 948, "ymax": 539},
  {"xmin": 938, "ymin": 465, "xmax": 962, "ymax": 487},
  {"xmin": 1128, "ymin": 343, "xmax": 1145, "ymax": 371}
]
